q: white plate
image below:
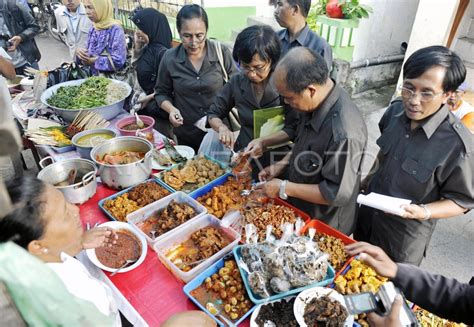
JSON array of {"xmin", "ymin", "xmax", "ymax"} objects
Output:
[
  {"xmin": 294, "ymin": 287, "xmax": 354, "ymax": 327},
  {"xmin": 86, "ymin": 221, "xmax": 147, "ymax": 274},
  {"xmin": 250, "ymin": 296, "xmax": 296, "ymax": 327},
  {"xmin": 152, "ymin": 145, "xmax": 195, "ymax": 170}
]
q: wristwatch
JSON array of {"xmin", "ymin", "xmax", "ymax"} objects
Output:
[{"xmin": 279, "ymin": 180, "xmax": 288, "ymax": 200}]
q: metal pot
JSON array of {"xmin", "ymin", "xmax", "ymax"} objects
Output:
[
  {"xmin": 90, "ymin": 136, "xmax": 153, "ymax": 190},
  {"xmin": 37, "ymin": 157, "xmax": 97, "ymax": 205},
  {"xmin": 71, "ymin": 129, "xmax": 117, "ymax": 160}
]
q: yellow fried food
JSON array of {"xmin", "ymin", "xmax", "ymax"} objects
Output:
[
  {"xmin": 335, "ymin": 260, "xmax": 386, "ymax": 295},
  {"xmin": 164, "ymin": 173, "xmax": 185, "ymax": 189}
]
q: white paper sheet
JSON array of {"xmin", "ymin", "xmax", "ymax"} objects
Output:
[{"xmin": 357, "ymin": 193, "xmax": 412, "ymax": 216}]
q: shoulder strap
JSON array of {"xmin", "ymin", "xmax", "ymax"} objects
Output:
[{"xmin": 212, "ymin": 40, "xmax": 228, "ymax": 83}]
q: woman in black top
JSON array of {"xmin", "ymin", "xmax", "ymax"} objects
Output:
[
  {"xmin": 155, "ymin": 4, "xmax": 236, "ymax": 151},
  {"xmin": 130, "ymin": 8, "xmax": 173, "ymax": 137},
  {"xmin": 207, "ymin": 25, "xmax": 296, "ymax": 155}
]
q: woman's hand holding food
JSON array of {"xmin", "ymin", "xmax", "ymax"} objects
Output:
[
  {"xmin": 345, "ymin": 242, "xmax": 398, "ymax": 279},
  {"xmin": 255, "ymin": 178, "xmax": 281, "ymax": 198},
  {"xmin": 169, "ymin": 108, "xmax": 184, "ymax": 127},
  {"xmin": 81, "ymin": 227, "xmax": 118, "ymax": 250},
  {"xmin": 258, "ymin": 161, "xmax": 286, "ymax": 182},
  {"xmin": 218, "ymin": 125, "xmax": 234, "ymax": 148}
]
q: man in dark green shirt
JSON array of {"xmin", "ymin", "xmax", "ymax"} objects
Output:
[
  {"xmin": 257, "ymin": 47, "xmax": 367, "ymax": 235},
  {"xmin": 355, "ymin": 46, "xmax": 474, "ymax": 265}
]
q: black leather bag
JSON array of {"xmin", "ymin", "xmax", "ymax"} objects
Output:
[{"xmin": 47, "ymin": 62, "xmax": 91, "ymax": 87}]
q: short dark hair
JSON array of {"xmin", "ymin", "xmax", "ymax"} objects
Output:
[
  {"xmin": 280, "ymin": 47, "xmax": 329, "ymax": 93},
  {"xmin": 233, "ymin": 25, "xmax": 281, "ymax": 71},
  {"xmin": 403, "ymin": 46, "xmax": 466, "ymax": 92},
  {"xmin": 270, "ymin": 0, "xmax": 311, "ymax": 17},
  {"xmin": 0, "ymin": 176, "xmax": 46, "ymax": 249},
  {"xmin": 176, "ymin": 4, "xmax": 209, "ymax": 32}
]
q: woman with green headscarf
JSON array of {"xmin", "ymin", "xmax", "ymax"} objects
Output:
[{"xmin": 76, "ymin": 0, "xmax": 127, "ymax": 74}]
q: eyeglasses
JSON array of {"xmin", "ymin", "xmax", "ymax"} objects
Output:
[
  {"xmin": 400, "ymin": 86, "xmax": 444, "ymax": 103},
  {"xmin": 180, "ymin": 33, "xmax": 207, "ymax": 44},
  {"xmin": 240, "ymin": 62, "xmax": 270, "ymax": 75}
]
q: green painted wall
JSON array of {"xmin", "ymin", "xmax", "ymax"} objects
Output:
[{"xmin": 206, "ymin": 6, "xmax": 256, "ymax": 42}]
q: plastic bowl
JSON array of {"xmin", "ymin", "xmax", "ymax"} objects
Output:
[
  {"xmin": 86, "ymin": 221, "xmax": 147, "ymax": 273},
  {"xmin": 115, "ymin": 115, "xmax": 155, "ymax": 137},
  {"xmin": 71, "ymin": 129, "xmax": 117, "ymax": 160}
]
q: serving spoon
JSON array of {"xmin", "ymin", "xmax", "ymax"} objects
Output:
[
  {"xmin": 111, "ymin": 259, "xmax": 136, "ymax": 276},
  {"xmin": 134, "ymin": 112, "xmax": 145, "ymax": 129}
]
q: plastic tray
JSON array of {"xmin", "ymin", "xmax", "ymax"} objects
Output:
[
  {"xmin": 154, "ymin": 154, "xmax": 231, "ymax": 197},
  {"xmin": 153, "ymin": 214, "xmax": 241, "ymax": 283},
  {"xmin": 300, "ymin": 220, "xmax": 356, "ymax": 245},
  {"xmin": 232, "ymin": 244, "xmax": 335, "ymax": 305},
  {"xmin": 127, "ymin": 191, "xmax": 207, "ymax": 245},
  {"xmin": 183, "ymin": 252, "xmax": 256, "ymax": 327},
  {"xmin": 98, "ymin": 179, "xmax": 174, "ymax": 221},
  {"xmin": 190, "ymin": 174, "xmax": 234, "ymax": 200},
  {"xmin": 52, "ymin": 144, "xmax": 75, "ymax": 153}
]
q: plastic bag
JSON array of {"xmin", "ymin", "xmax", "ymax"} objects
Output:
[{"xmin": 198, "ymin": 129, "xmax": 232, "ymax": 163}]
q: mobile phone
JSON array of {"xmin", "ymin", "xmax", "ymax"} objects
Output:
[{"xmin": 344, "ymin": 282, "xmax": 419, "ymax": 327}]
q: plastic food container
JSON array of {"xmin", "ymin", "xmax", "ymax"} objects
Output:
[
  {"xmin": 153, "ymin": 214, "xmax": 241, "ymax": 283},
  {"xmin": 232, "ymin": 245, "xmax": 335, "ymax": 305},
  {"xmin": 127, "ymin": 191, "xmax": 207, "ymax": 245},
  {"xmin": 300, "ymin": 220, "xmax": 356, "ymax": 245},
  {"xmin": 98, "ymin": 179, "xmax": 174, "ymax": 221},
  {"xmin": 183, "ymin": 253, "xmax": 256, "ymax": 327},
  {"xmin": 115, "ymin": 115, "xmax": 155, "ymax": 143},
  {"xmin": 154, "ymin": 155, "xmax": 230, "ymax": 197}
]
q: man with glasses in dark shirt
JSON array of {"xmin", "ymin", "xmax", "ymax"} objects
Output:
[
  {"xmin": 272, "ymin": 0, "xmax": 332, "ymax": 70},
  {"xmin": 355, "ymin": 46, "xmax": 474, "ymax": 266}
]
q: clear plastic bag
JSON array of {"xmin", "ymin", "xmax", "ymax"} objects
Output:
[{"xmin": 198, "ymin": 129, "xmax": 232, "ymax": 163}]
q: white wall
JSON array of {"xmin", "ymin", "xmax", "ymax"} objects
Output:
[{"xmin": 351, "ymin": 0, "xmax": 420, "ymax": 61}]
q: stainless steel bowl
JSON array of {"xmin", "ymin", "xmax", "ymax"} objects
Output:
[
  {"xmin": 72, "ymin": 129, "xmax": 117, "ymax": 160},
  {"xmin": 90, "ymin": 136, "xmax": 153, "ymax": 190},
  {"xmin": 37, "ymin": 157, "xmax": 97, "ymax": 205},
  {"xmin": 40, "ymin": 78, "xmax": 132, "ymax": 122}
]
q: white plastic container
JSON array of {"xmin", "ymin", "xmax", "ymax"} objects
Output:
[
  {"xmin": 127, "ymin": 191, "xmax": 207, "ymax": 245},
  {"xmin": 153, "ymin": 214, "xmax": 241, "ymax": 283}
]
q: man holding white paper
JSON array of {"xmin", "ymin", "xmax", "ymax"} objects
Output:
[
  {"xmin": 355, "ymin": 46, "xmax": 474, "ymax": 266},
  {"xmin": 257, "ymin": 47, "xmax": 367, "ymax": 235}
]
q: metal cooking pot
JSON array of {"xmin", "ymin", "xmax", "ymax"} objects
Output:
[
  {"xmin": 90, "ymin": 136, "xmax": 153, "ymax": 190},
  {"xmin": 37, "ymin": 157, "xmax": 97, "ymax": 205}
]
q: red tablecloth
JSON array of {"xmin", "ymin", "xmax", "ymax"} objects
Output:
[{"xmin": 79, "ymin": 183, "xmax": 251, "ymax": 327}]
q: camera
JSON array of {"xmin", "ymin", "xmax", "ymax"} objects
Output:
[
  {"xmin": 344, "ymin": 282, "xmax": 419, "ymax": 326},
  {"xmin": 0, "ymin": 34, "xmax": 13, "ymax": 50}
]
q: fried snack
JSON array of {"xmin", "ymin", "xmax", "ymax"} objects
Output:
[
  {"xmin": 102, "ymin": 182, "xmax": 170, "ymax": 221},
  {"xmin": 334, "ymin": 259, "xmax": 387, "ymax": 295},
  {"xmin": 415, "ymin": 307, "xmax": 467, "ymax": 327},
  {"xmin": 197, "ymin": 177, "xmax": 250, "ymax": 218},
  {"xmin": 242, "ymin": 202, "xmax": 299, "ymax": 241},
  {"xmin": 136, "ymin": 200, "xmax": 197, "ymax": 239},
  {"xmin": 103, "ymin": 193, "xmax": 140, "ymax": 222},
  {"xmin": 191, "ymin": 260, "xmax": 253, "ymax": 321},
  {"xmin": 161, "ymin": 155, "xmax": 226, "ymax": 192},
  {"xmin": 313, "ymin": 232, "xmax": 348, "ymax": 271}
]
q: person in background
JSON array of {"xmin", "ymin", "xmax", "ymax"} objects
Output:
[
  {"xmin": 346, "ymin": 242, "xmax": 474, "ymax": 326},
  {"xmin": 155, "ymin": 4, "xmax": 237, "ymax": 151},
  {"xmin": 272, "ymin": 0, "xmax": 332, "ymax": 70},
  {"xmin": 257, "ymin": 47, "xmax": 367, "ymax": 235},
  {"xmin": 0, "ymin": 176, "xmax": 121, "ymax": 325},
  {"xmin": 76, "ymin": 0, "xmax": 126, "ymax": 74},
  {"xmin": 447, "ymin": 81, "xmax": 474, "ymax": 132},
  {"xmin": 129, "ymin": 7, "xmax": 173, "ymax": 138},
  {"xmin": 0, "ymin": 0, "xmax": 40, "ymax": 75},
  {"xmin": 355, "ymin": 46, "xmax": 474, "ymax": 266},
  {"xmin": 55, "ymin": 0, "xmax": 92, "ymax": 60}
]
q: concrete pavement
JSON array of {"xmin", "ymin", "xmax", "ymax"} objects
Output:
[{"xmin": 35, "ymin": 35, "xmax": 474, "ymax": 282}]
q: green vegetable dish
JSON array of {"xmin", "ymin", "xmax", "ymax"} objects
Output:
[{"xmin": 47, "ymin": 77, "xmax": 127, "ymax": 110}]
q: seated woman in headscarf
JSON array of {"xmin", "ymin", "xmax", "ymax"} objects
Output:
[
  {"xmin": 0, "ymin": 175, "xmax": 121, "ymax": 325},
  {"xmin": 130, "ymin": 7, "xmax": 173, "ymax": 138},
  {"xmin": 76, "ymin": 0, "xmax": 127, "ymax": 74}
]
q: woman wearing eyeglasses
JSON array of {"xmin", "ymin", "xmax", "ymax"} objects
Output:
[
  {"xmin": 154, "ymin": 4, "xmax": 237, "ymax": 151},
  {"xmin": 207, "ymin": 25, "xmax": 297, "ymax": 157},
  {"xmin": 130, "ymin": 8, "xmax": 173, "ymax": 138}
]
